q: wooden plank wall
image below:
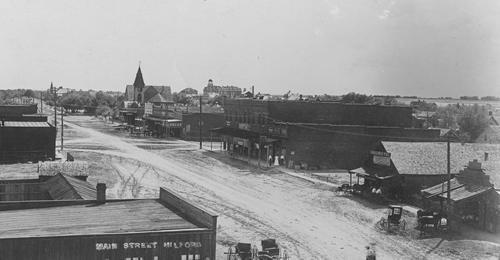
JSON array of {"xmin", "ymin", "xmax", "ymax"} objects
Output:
[
  {"xmin": 159, "ymin": 188, "xmax": 217, "ymax": 230},
  {"xmin": 0, "ymin": 183, "xmax": 50, "ymax": 201},
  {"xmin": 0, "ymin": 231, "xmax": 214, "ymax": 260}
]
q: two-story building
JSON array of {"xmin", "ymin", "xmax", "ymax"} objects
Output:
[
  {"xmin": 212, "ymin": 99, "xmax": 441, "ymax": 169},
  {"xmin": 202, "ymin": 79, "xmax": 241, "ymax": 100}
]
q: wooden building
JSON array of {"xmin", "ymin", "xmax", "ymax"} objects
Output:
[
  {"xmin": 0, "ymin": 104, "xmax": 38, "ymax": 120},
  {"xmin": 0, "ymin": 187, "xmax": 217, "ymax": 260},
  {"xmin": 0, "ymin": 121, "xmax": 56, "ymax": 163},
  {"xmin": 350, "ymin": 141, "xmax": 500, "ymax": 202},
  {"xmin": 0, "ymin": 173, "xmax": 95, "ymax": 201},
  {"xmin": 422, "ymin": 160, "xmax": 500, "ymax": 233}
]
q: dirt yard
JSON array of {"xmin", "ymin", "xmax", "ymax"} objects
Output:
[{"xmin": 42, "ymin": 116, "xmax": 500, "ymax": 259}]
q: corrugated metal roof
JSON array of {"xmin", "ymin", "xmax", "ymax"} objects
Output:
[
  {"xmin": 446, "ymin": 185, "xmax": 492, "ymax": 202},
  {"xmin": 2, "ymin": 121, "xmax": 51, "ymax": 128},
  {"xmin": 422, "ymin": 178, "xmax": 463, "ymax": 197},
  {"xmin": 0, "ymin": 199, "xmax": 202, "ymax": 238},
  {"xmin": 422, "ymin": 177, "xmax": 494, "ymax": 202}
]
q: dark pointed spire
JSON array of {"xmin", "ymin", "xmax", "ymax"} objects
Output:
[{"xmin": 133, "ymin": 65, "xmax": 145, "ymax": 89}]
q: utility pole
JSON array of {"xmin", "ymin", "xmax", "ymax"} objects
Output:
[
  {"xmin": 446, "ymin": 134, "xmax": 451, "ymax": 203},
  {"xmin": 40, "ymin": 92, "xmax": 43, "ymax": 113},
  {"xmin": 61, "ymin": 106, "xmax": 64, "ymax": 151},
  {"xmin": 199, "ymin": 95, "xmax": 202, "ymax": 149},
  {"xmin": 50, "ymin": 83, "xmax": 63, "ymax": 151},
  {"xmin": 51, "ymin": 83, "xmax": 57, "ymax": 133}
]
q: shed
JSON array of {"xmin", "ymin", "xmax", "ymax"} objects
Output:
[{"xmin": 422, "ymin": 160, "xmax": 500, "ymax": 233}]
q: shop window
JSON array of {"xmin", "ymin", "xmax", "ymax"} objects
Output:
[{"xmin": 181, "ymin": 254, "xmax": 200, "ymax": 260}]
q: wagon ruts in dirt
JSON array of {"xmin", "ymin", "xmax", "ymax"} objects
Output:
[
  {"xmin": 377, "ymin": 205, "xmax": 406, "ymax": 232},
  {"xmin": 417, "ymin": 210, "xmax": 448, "ymax": 237},
  {"xmin": 225, "ymin": 239, "xmax": 289, "ymax": 260}
]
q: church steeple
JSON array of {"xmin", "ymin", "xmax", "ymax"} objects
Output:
[
  {"xmin": 132, "ymin": 64, "xmax": 146, "ymax": 103},
  {"xmin": 133, "ymin": 65, "xmax": 145, "ymax": 89}
]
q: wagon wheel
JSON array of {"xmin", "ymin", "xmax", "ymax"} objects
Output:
[
  {"xmin": 400, "ymin": 219, "xmax": 407, "ymax": 231},
  {"xmin": 377, "ymin": 217, "xmax": 387, "ymax": 230}
]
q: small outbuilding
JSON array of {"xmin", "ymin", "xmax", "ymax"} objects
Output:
[
  {"xmin": 0, "ymin": 121, "xmax": 56, "ymax": 163},
  {"xmin": 422, "ymin": 160, "xmax": 500, "ymax": 233}
]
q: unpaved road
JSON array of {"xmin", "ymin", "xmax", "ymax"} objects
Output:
[{"xmin": 62, "ymin": 116, "xmax": 500, "ymax": 260}]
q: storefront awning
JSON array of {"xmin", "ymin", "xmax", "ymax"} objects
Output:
[
  {"xmin": 210, "ymin": 127, "xmax": 259, "ymax": 139},
  {"xmin": 349, "ymin": 167, "xmax": 395, "ymax": 180},
  {"xmin": 144, "ymin": 117, "xmax": 182, "ymax": 127}
]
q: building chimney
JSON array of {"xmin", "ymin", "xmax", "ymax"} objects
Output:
[
  {"xmin": 96, "ymin": 183, "xmax": 106, "ymax": 203},
  {"xmin": 484, "ymin": 152, "xmax": 489, "ymax": 161},
  {"xmin": 468, "ymin": 159, "xmax": 482, "ymax": 170}
]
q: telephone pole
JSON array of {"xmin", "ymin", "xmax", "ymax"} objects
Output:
[
  {"xmin": 61, "ymin": 106, "xmax": 64, "ymax": 151},
  {"xmin": 199, "ymin": 95, "xmax": 202, "ymax": 149},
  {"xmin": 446, "ymin": 135, "xmax": 451, "ymax": 203}
]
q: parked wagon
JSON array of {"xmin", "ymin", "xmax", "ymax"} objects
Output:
[
  {"xmin": 225, "ymin": 239, "xmax": 289, "ymax": 260},
  {"xmin": 377, "ymin": 205, "xmax": 406, "ymax": 231},
  {"xmin": 417, "ymin": 210, "xmax": 448, "ymax": 236}
]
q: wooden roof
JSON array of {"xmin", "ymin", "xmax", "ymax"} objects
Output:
[
  {"xmin": 381, "ymin": 142, "xmax": 500, "ymax": 176},
  {"xmin": 0, "ymin": 199, "xmax": 202, "ymax": 239},
  {"xmin": 2, "ymin": 121, "xmax": 51, "ymax": 128},
  {"xmin": 44, "ymin": 173, "xmax": 96, "ymax": 200}
]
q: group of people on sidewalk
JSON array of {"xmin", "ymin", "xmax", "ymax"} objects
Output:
[{"xmin": 268, "ymin": 154, "xmax": 285, "ymax": 167}]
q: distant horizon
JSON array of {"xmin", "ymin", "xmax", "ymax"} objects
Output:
[
  {"xmin": 4, "ymin": 86, "xmax": 500, "ymax": 103},
  {"xmin": 2, "ymin": 1, "xmax": 500, "ymax": 97}
]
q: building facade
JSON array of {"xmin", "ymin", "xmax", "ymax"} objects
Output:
[
  {"xmin": 181, "ymin": 113, "xmax": 225, "ymax": 141},
  {"xmin": 0, "ymin": 187, "xmax": 217, "ymax": 260},
  {"xmin": 422, "ymin": 160, "xmax": 500, "ymax": 233},
  {"xmin": 213, "ymin": 99, "xmax": 440, "ymax": 169},
  {"xmin": 202, "ymin": 79, "xmax": 241, "ymax": 99}
]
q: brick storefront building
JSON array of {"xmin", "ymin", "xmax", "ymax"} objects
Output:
[{"xmin": 213, "ymin": 99, "xmax": 440, "ymax": 169}]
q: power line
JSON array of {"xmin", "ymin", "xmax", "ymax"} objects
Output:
[{"xmin": 258, "ymin": 113, "xmax": 454, "ymax": 142}]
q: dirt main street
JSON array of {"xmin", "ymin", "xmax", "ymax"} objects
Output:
[{"xmin": 61, "ymin": 116, "xmax": 500, "ymax": 260}]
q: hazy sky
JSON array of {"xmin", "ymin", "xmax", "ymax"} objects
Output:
[{"xmin": 1, "ymin": 0, "xmax": 500, "ymax": 97}]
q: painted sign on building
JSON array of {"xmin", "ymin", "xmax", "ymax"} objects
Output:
[
  {"xmin": 370, "ymin": 151, "xmax": 391, "ymax": 166},
  {"xmin": 238, "ymin": 123, "xmax": 250, "ymax": 130}
]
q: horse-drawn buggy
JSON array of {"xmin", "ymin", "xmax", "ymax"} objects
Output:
[
  {"xmin": 225, "ymin": 239, "xmax": 289, "ymax": 260},
  {"xmin": 377, "ymin": 205, "xmax": 407, "ymax": 231},
  {"xmin": 417, "ymin": 210, "xmax": 448, "ymax": 236}
]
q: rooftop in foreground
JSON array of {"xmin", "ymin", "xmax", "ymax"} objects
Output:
[
  {"xmin": 0, "ymin": 199, "xmax": 202, "ymax": 239},
  {"xmin": 2, "ymin": 121, "xmax": 51, "ymax": 128}
]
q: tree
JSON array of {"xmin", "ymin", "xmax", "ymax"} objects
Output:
[
  {"xmin": 95, "ymin": 105, "xmax": 113, "ymax": 119},
  {"xmin": 340, "ymin": 92, "xmax": 374, "ymax": 104},
  {"xmin": 410, "ymin": 100, "xmax": 437, "ymax": 111},
  {"xmin": 457, "ymin": 104, "xmax": 489, "ymax": 141},
  {"xmin": 23, "ymin": 89, "xmax": 36, "ymax": 98}
]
